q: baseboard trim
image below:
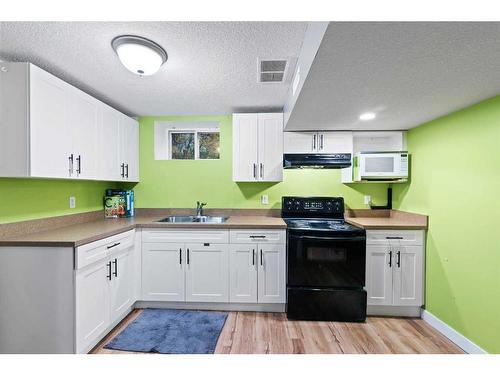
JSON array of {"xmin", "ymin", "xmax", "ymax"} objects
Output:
[
  {"xmin": 135, "ymin": 300, "xmax": 286, "ymax": 313},
  {"xmin": 421, "ymin": 310, "xmax": 487, "ymax": 354},
  {"xmin": 367, "ymin": 305, "xmax": 421, "ymax": 317}
]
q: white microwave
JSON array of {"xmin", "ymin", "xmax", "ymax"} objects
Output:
[{"xmin": 354, "ymin": 152, "xmax": 409, "ymax": 181}]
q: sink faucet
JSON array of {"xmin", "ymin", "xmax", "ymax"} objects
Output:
[{"xmin": 196, "ymin": 201, "xmax": 207, "ymax": 217}]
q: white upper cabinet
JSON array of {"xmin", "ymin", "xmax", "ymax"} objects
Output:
[
  {"xmin": 284, "ymin": 131, "xmax": 352, "ymax": 154},
  {"xmin": 29, "ymin": 65, "xmax": 72, "ymax": 178},
  {"xmin": 233, "ymin": 113, "xmax": 283, "ymax": 182},
  {"xmin": 0, "ymin": 62, "xmax": 139, "ymax": 182}
]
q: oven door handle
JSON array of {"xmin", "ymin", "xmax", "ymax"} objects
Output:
[{"xmin": 289, "ymin": 234, "xmax": 366, "ymax": 242}]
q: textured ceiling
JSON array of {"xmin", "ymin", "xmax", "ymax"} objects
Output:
[
  {"xmin": 286, "ymin": 22, "xmax": 500, "ymax": 131},
  {"xmin": 0, "ymin": 22, "xmax": 307, "ymax": 116}
]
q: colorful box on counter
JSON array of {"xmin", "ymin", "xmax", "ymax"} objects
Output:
[{"xmin": 104, "ymin": 189, "xmax": 135, "ymax": 218}]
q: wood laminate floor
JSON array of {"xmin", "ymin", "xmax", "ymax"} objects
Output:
[{"xmin": 92, "ymin": 309, "xmax": 463, "ymax": 354}]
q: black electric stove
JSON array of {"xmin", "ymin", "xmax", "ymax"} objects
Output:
[{"xmin": 283, "ymin": 196, "xmax": 367, "ymax": 322}]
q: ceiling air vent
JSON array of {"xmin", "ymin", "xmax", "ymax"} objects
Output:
[{"xmin": 259, "ymin": 59, "xmax": 288, "ymax": 83}]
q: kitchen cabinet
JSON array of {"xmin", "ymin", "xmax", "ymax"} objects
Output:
[
  {"xmin": 228, "ymin": 230, "xmax": 286, "ymax": 304},
  {"xmin": 75, "ymin": 230, "xmax": 136, "ymax": 353},
  {"xmin": 142, "ymin": 242, "xmax": 186, "ymax": 301},
  {"xmin": 0, "ymin": 61, "xmax": 139, "ymax": 182},
  {"xmin": 185, "ymin": 243, "xmax": 229, "ymax": 303},
  {"xmin": 283, "ymin": 131, "xmax": 352, "ymax": 154},
  {"xmin": 232, "ymin": 113, "xmax": 283, "ymax": 182},
  {"xmin": 365, "ymin": 230, "xmax": 425, "ymax": 312},
  {"xmin": 229, "ymin": 244, "xmax": 258, "ymax": 303},
  {"xmin": 141, "ymin": 230, "xmax": 230, "ymax": 303},
  {"xmin": 75, "ymin": 258, "xmax": 111, "ymax": 353}
]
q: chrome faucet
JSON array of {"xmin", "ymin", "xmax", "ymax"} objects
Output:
[{"xmin": 196, "ymin": 201, "xmax": 207, "ymax": 217}]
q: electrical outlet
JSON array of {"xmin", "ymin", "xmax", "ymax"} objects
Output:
[
  {"xmin": 261, "ymin": 194, "xmax": 269, "ymax": 205},
  {"xmin": 69, "ymin": 196, "xmax": 76, "ymax": 209},
  {"xmin": 364, "ymin": 195, "xmax": 371, "ymax": 205}
]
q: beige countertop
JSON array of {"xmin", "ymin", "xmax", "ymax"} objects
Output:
[
  {"xmin": 345, "ymin": 209, "xmax": 428, "ymax": 230},
  {"xmin": 0, "ymin": 214, "xmax": 287, "ymax": 247}
]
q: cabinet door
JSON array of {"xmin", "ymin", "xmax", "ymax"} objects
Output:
[
  {"xmin": 393, "ymin": 245, "xmax": 424, "ymax": 306},
  {"xmin": 99, "ymin": 105, "xmax": 121, "ymax": 180},
  {"xmin": 257, "ymin": 113, "xmax": 283, "ymax": 181},
  {"xmin": 229, "ymin": 244, "xmax": 258, "ymax": 303},
  {"xmin": 185, "ymin": 243, "xmax": 229, "ymax": 303},
  {"xmin": 257, "ymin": 243, "xmax": 285, "ymax": 303},
  {"xmin": 142, "ymin": 243, "xmax": 185, "ymax": 302},
  {"xmin": 29, "ymin": 65, "xmax": 72, "ymax": 178},
  {"xmin": 75, "ymin": 259, "xmax": 110, "ymax": 353},
  {"xmin": 283, "ymin": 131, "xmax": 316, "ymax": 153},
  {"xmin": 122, "ymin": 116, "xmax": 139, "ymax": 182},
  {"xmin": 232, "ymin": 114, "xmax": 258, "ymax": 181},
  {"xmin": 109, "ymin": 248, "xmax": 134, "ymax": 323},
  {"xmin": 317, "ymin": 131, "xmax": 352, "ymax": 153},
  {"xmin": 366, "ymin": 245, "xmax": 393, "ymax": 305},
  {"xmin": 67, "ymin": 87, "xmax": 99, "ymax": 180}
]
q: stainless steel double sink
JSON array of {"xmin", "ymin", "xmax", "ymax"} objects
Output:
[{"xmin": 157, "ymin": 215, "xmax": 228, "ymax": 223}]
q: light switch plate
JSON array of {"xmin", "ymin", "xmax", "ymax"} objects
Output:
[
  {"xmin": 69, "ymin": 196, "xmax": 76, "ymax": 209},
  {"xmin": 261, "ymin": 194, "xmax": 269, "ymax": 205},
  {"xmin": 364, "ymin": 195, "xmax": 371, "ymax": 205}
]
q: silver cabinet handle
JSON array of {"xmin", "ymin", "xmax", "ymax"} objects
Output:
[
  {"xmin": 320, "ymin": 134, "xmax": 324, "ymax": 150},
  {"xmin": 312, "ymin": 134, "xmax": 317, "ymax": 150},
  {"xmin": 76, "ymin": 155, "xmax": 82, "ymax": 175},
  {"xmin": 260, "ymin": 163, "xmax": 263, "ymax": 178},
  {"xmin": 253, "ymin": 163, "xmax": 257, "ymax": 179}
]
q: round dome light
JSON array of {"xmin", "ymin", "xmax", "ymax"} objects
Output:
[{"xmin": 112, "ymin": 35, "xmax": 167, "ymax": 76}]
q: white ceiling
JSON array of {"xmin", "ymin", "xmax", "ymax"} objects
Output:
[
  {"xmin": 0, "ymin": 22, "xmax": 307, "ymax": 116},
  {"xmin": 286, "ymin": 22, "xmax": 500, "ymax": 131}
]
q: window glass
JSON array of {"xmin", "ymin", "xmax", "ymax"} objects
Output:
[
  {"xmin": 171, "ymin": 132, "xmax": 195, "ymax": 159},
  {"xmin": 198, "ymin": 132, "xmax": 220, "ymax": 159}
]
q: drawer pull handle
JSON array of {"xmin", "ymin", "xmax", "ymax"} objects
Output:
[
  {"xmin": 187, "ymin": 249, "xmax": 190, "ymax": 265},
  {"xmin": 106, "ymin": 261, "xmax": 112, "ymax": 280},
  {"xmin": 179, "ymin": 248, "xmax": 182, "ymax": 265},
  {"xmin": 249, "ymin": 235, "xmax": 266, "ymax": 239},
  {"xmin": 397, "ymin": 251, "xmax": 401, "ymax": 268},
  {"xmin": 113, "ymin": 258, "xmax": 118, "ymax": 277},
  {"xmin": 385, "ymin": 237, "xmax": 403, "ymax": 240},
  {"xmin": 260, "ymin": 249, "xmax": 263, "ymax": 266},
  {"xmin": 388, "ymin": 250, "xmax": 392, "ymax": 267},
  {"xmin": 107, "ymin": 242, "xmax": 121, "ymax": 249},
  {"xmin": 252, "ymin": 249, "xmax": 255, "ymax": 266}
]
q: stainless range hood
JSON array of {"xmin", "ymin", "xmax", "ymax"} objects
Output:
[{"xmin": 283, "ymin": 153, "xmax": 351, "ymax": 169}]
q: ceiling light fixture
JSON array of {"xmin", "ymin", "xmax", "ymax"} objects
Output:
[
  {"xmin": 112, "ymin": 35, "xmax": 167, "ymax": 76},
  {"xmin": 359, "ymin": 112, "xmax": 376, "ymax": 121}
]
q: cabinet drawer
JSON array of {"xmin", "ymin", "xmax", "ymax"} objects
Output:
[
  {"xmin": 230, "ymin": 230, "xmax": 286, "ymax": 244},
  {"xmin": 142, "ymin": 229, "xmax": 229, "ymax": 243},
  {"xmin": 366, "ymin": 230, "xmax": 424, "ymax": 246},
  {"xmin": 76, "ymin": 229, "xmax": 135, "ymax": 269}
]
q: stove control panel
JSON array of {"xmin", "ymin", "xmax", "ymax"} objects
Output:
[{"xmin": 282, "ymin": 197, "xmax": 344, "ymax": 216}]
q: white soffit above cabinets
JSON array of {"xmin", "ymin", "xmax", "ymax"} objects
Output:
[
  {"xmin": 0, "ymin": 22, "xmax": 307, "ymax": 116},
  {"xmin": 285, "ymin": 22, "xmax": 500, "ymax": 131}
]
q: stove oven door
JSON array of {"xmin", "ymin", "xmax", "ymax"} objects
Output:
[{"xmin": 287, "ymin": 233, "xmax": 366, "ymax": 288}]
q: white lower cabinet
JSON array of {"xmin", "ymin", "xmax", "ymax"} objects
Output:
[
  {"xmin": 185, "ymin": 243, "xmax": 229, "ymax": 302},
  {"xmin": 228, "ymin": 233, "xmax": 286, "ymax": 304},
  {"xmin": 75, "ymin": 230, "xmax": 136, "ymax": 353},
  {"xmin": 141, "ymin": 229, "xmax": 286, "ymax": 305},
  {"xmin": 365, "ymin": 230, "xmax": 425, "ymax": 311},
  {"xmin": 142, "ymin": 243, "xmax": 185, "ymax": 301},
  {"xmin": 75, "ymin": 259, "xmax": 111, "ymax": 353}
]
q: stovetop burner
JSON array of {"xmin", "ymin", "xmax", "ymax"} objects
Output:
[{"xmin": 285, "ymin": 219, "xmax": 362, "ymax": 233}]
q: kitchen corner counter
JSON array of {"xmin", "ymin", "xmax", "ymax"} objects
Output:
[
  {"xmin": 0, "ymin": 214, "xmax": 286, "ymax": 247},
  {"xmin": 345, "ymin": 209, "xmax": 428, "ymax": 230}
]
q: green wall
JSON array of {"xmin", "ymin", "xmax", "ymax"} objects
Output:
[
  {"xmin": 133, "ymin": 115, "xmax": 390, "ymax": 210},
  {"xmin": 393, "ymin": 96, "xmax": 500, "ymax": 353},
  {"xmin": 0, "ymin": 179, "xmax": 113, "ymax": 224}
]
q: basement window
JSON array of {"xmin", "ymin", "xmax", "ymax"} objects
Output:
[
  {"xmin": 154, "ymin": 121, "xmax": 220, "ymax": 160},
  {"xmin": 169, "ymin": 130, "xmax": 220, "ymax": 160}
]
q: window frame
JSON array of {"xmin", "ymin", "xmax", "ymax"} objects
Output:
[{"xmin": 168, "ymin": 128, "xmax": 220, "ymax": 160}]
